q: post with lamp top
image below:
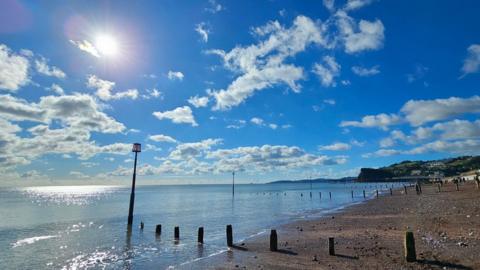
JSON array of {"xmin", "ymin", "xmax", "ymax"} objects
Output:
[{"xmin": 127, "ymin": 143, "xmax": 141, "ymax": 226}]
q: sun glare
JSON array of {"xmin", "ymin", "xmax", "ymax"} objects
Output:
[{"xmin": 95, "ymin": 34, "xmax": 119, "ymax": 57}]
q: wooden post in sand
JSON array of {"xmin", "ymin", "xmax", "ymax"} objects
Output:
[
  {"xmin": 270, "ymin": 229, "xmax": 278, "ymax": 251},
  {"xmin": 376, "ymin": 189, "xmax": 379, "ymax": 198},
  {"xmin": 226, "ymin": 225, "xmax": 233, "ymax": 247},
  {"xmin": 404, "ymin": 185, "xmax": 408, "ymax": 195},
  {"xmin": 174, "ymin": 226, "xmax": 180, "ymax": 239},
  {"xmin": 351, "ymin": 190, "xmax": 354, "ymax": 199},
  {"xmin": 363, "ymin": 190, "xmax": 366, "ymax": 198},
  {"xmin": 329, "ymin": 192, "xmax": 332, "ymax": 200},
  {"xmin": 390, "ymin": 188, "xmax": 393, "ymax": 196},
  {"xmin": 155, "ymin": 224, "xmax": 162, "ymax": 235},
  {"xmin": 437, "ymin": 184, "xmax": 441, "ymax": 193},
  {"xmin": 328, "ymin": 237, "xmax": 335, "ymax": 255},
  {"xmin": 319, "ymin": 192, "xmax": 322, "ymax": 199},
  {"xmin": 455, "ymin": 182, "xmax": 460, "ymax": 191},
  {"xmin": 404, "ymin": 231, "xmax": 416, "ymax": 262}
]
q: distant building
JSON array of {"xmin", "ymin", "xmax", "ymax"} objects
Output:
[
  {"xmin": 411, "ymin": 170, "xmax": 422, "ymax": 176},
  {"xmin": 427, "ymin": 162, "xmax": 445, "ymax": 168},
  {"xmin": 460, "ymin": 170, "xmax": 480, "ymax": 181}
]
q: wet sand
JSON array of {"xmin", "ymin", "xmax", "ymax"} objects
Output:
[{"xmin": 206, "ymin": 182, "xmax": 480, "ymax": 270}]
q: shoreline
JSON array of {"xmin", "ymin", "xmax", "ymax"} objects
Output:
[{"xmin": 196, "ymin": 182, "xmax": 480, "ymax": 269}]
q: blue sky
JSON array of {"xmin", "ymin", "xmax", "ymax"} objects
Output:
[{"xmin": 1, "ymin": 0, "xmax": 480, "ymax": 186}]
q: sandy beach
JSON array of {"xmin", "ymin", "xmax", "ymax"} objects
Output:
[{"xmin": 204, "ymin": 182, "xmax": 480, "ymax": 270}]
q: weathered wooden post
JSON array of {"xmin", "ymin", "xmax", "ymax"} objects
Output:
[
  {"xmin": 319, "ymin": 192, "xmax": 322, "ymax": 199},
  {"xmin": 328, "ymin": 237, "xmax": 335, "ymax": 255},
  {"xmin": 351, "ymin": 190, "xmax": 354, "ymax": 199},
  {"xmin": 455, "ymin": 182, "xmax": 459, "ymax": 191},
  {"xmin": 415, "ymin": 184, "xmax": 420, "ymax": 195},
  {"xmin": 404, "ymin": 185, "xmax": 408, "ymax": 195},
  {"xmin": 404, "ymin": 231, "xmax": 416, "ymax": 262},
  {"xmin": 270, "ymin": 229, "xmax": 278, "ymax": 251},
  {"xmin": 329, "ymin": 192, "xmax": 332, "ymax": 199},
  {"xmin": 174, "ymin": 226, "xmax": 180, "ymax": 239},
  {"xmin": 476, "ymin": 177, "xmax": 480, "ymax": 189},
  {"xmin": 155, "ymin": 224, "xmax": 162, "ymax": 235},
  {"xmin": 226, "ymin": 224, "xmax": 233, "ymax": 247},
  {"xmin": 437, "ymin": 184, "xmax": 441, "ymax": 193},
  {"xmin": 363, "ymin": 190, "xmax": 366, "ymax": 198},
  {"xmin": 140, "ymin": 221, "xmax": 144, "ymax": 230},
  {"xmin": 376, "ymin": 189, "xmax": 379, "ymax": 198},
  {"xmin": 198, "ymin": 227, "xmax": 204, "ymax": 244},
  {"xmin": 390, "ymin": 188, "xmax": 393, "ymax": 196}
]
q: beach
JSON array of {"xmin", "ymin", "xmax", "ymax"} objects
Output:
[{"xmin": 206, "ymin": 182, "xmax": 480, "ymax": 270}]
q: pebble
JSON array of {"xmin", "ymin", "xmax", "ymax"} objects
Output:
[{"xmin": 312, "ymin": 255, "xmax": 318, "ymax": 261}]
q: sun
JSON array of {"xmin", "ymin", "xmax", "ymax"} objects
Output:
[{"xmin": 95, "ymin": 34, "xmax": 119, "ymax": 57}]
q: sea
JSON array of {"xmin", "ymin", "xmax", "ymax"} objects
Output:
[{"xmin": 0, "ymin": 182, "xmax": 403, "ymax": 269}]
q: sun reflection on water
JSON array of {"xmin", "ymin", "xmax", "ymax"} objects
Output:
[{"xmin": 20, "ymin": 185, "xmax": 122, "ymax": 205}]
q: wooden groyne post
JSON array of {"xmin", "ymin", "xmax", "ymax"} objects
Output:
[
  {"xmin": 351, "ymin": 190, "xmax": 354, "ymax": 199},
  {"xmin": 328, "ymin": 237, "xmax": 335, "ymax": 255},
  {"xmin": 455, "ymin": 182, "xmax": 459, "ymax": 191},
  {"xmin": 319, "ymin": 192, "xmax": 322, "ymax": 199},
  {"xmin": 404, "ymin": 185, "xmax": 408, "ymax": 195},
  {"xmin": 363, "ymin": 190, "xmax": 366, "ymax": 198},
  {"xmin": 270, "ymin": 229, "xmax": 278, "ymax": 251},
  {"xmin": 198, "ymin": 227, "xmax": 204, "ymax": 244},
  {"xmin": 437, "ymin": 184, "xmax": 441, "ymax": 193},
  {"xmin": 226, "ymin": 224, "xmax": 233, "ymax": 247},
  {"xmin": 376, "ymin": 189, "xmax": 379, "ymax": 198},
  {"xmin": 329, "ymin": 192, "xmax": 332, "ymax": 200},
  {"xmin": 174, "ymin": 226, "xmax": 180, "ymax": 239},
  {"xmin": 404, "ymin": 231, "xmax": 416, "ymax": 262},
  {"xmin": 155, "ymin": 224, "xmax": 162, "ymax": 235},
  {"xmin": 390, "ymin": 188, "xmax": 393, "ymax": 196}
]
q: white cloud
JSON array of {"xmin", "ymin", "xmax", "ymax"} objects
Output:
[
  {"xmin": 319, "ymin": 142, "xmax": 351, "ymax": 151},
  {"xmin": 167, "ymin": 71, "xmax": 184, "ymax": 81},
  {"xmin": 0, "ymin": 44, "xmax": 30, "ymax": 92},
  {"xmin": 149, "ymin": 134, "xmax": 177, "ymax": 143},
  {"xmin": 401, "ymin": 96, "xmax": 480, "ymax": 126},
  {"xmin": 153, "ymin": 106, "xmax": 198, "ymax": 126},
  {"xmin": 35, "ymin": 57, "xmax": 66, "ymax": 79},
  {"xmin": 323, "ymin": 99, "xmax": 336, "ymax": 105},
  {"xmin": 207, "ymin": 15, "xmax": 326, "ymax": 110},
  {"xmin": 336, "ymin": 11, "xmax": 384, "ymax": 54},
  {"xmin": 86, "ymin": 75, "xmax": 138, "ymax": 101},
  {"xmin": 268, "ymin": 123, "xmax": 278, "ymax": 129},
  {"xmin": 250, "ymin": 117, "xmax": 264, "ymax": 125},
  {"xmin": 323, "ymin": 0, "xmax": 336, "ymax": 12},
  {"xmin": 351, "ymin": 65, "xmax": 380, "ymax": 76},
  {"xmin": 205, "ymin": 0, "xmax": 224, "ymax": 13},
  {"xmin": 461, "ymin": 44, "xmax": 480, "ymax": 77},
  {"xmin": 70, "ymin": 171, "xmax": 90, "ymax": 179},
  {"xmin": 313, "ymin": 56, "xmax": 341, "ymax": 87},
  {"xmin": 69, "ymin": 40, "xmax": 100, "ymax": 58},
  {"xmin": 362, "ymin": 149, "xmax": 400, "ymax": 158},
  {"xmin": 188, "ymin": 95, "xmax": 209, "ymax": 108},
  {"xmin": 340, "ymin": 113, "xmax": 402, "ymax": 130},
  {"xmin": 406, "ymin": 139, "xmax": 480, "ymax": 156},
  {"xmin": 47, "ymin": 83, "xmax": 64, "ymax": 95},
  {"xmin": 344, "ymin": 0, "xmax": 375, "ymax": 11},
  {"xmin": 195, "ymin": 23, "xmax": 210, "ymax": 43},
  {"xmin": 0, "ymin": 94, "xmax": 131, "ymax": 171},
  {"xmin": 169, "ymin": 138, "xmax": 222, "ymax": 160},
  {"xmin": 142, "ymin": 88, "xmax": 163, "ymax": 100}
]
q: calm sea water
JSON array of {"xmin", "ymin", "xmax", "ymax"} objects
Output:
[{"xmin": 0, "ymin": 182, "xmax": 402, "ymax": 269}]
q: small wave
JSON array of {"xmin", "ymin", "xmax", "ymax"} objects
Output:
[{"xmin": 12, "ymin": 235, "xmax": 59, "ymax": 248}]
